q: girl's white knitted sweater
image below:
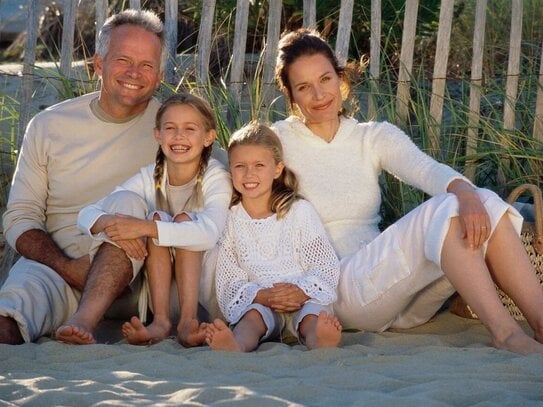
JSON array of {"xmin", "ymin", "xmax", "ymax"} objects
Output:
[
  {"xmin": 272, "ymin": 116, "xmax": 468, "ymax": 258},
  {"xmin": 216, "ymin": 200, "xmax": 340, "ymax": 324}
]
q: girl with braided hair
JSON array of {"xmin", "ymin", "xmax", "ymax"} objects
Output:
[{"xmin": 78, "ymin": 93, "xmax": 232, "ymax": 346}]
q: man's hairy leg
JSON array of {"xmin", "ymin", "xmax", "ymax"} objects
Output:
[
  {"xmin": 0, "ymin": 316, "xmax": 24, "ymax": 344},
  {"xmin": 55, "ymin": 243, "xmax": 132, "ymax": 344}
]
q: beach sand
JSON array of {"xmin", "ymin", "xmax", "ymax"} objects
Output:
[{"xmin": 1, "ymin": 310, "xmax": 542, "ymax": 406}]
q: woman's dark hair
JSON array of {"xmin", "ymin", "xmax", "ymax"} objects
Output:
[{"xmin": 275, "ymin": 28, "xmax": 354, "ymax": 115}]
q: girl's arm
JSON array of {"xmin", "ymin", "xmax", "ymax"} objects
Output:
[
  {"xmin": 215, "ymin": 220, "xmax": 263, "ymax": 324},
  {"xmin": 288, "ymin": 201, "xmax": 340, "ymax": 305}
]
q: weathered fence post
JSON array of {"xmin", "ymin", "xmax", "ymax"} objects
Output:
[
  {"xmin": 260, "ymin": 0, "xmax": 283, "ymax": 121},
  {"xmin": 427, "ymin": 0, "xmax": 454, "ymax": 159},
  {"xmin": 303, "ymin": 0, "xmax": 316, "ymax": 29},
  {"xmin": 335, "ymin": 0, "xmax": 354, "ymax": 66},
  {"xmin": 164, "ymin": 0, "xmax": 178, "ymax": 84},
  {"xmin": 395, "ymin": 0, "xmax": 419, "ymax": 125},
  {"xmin": 465, "ymin": 0, "xmax": 487, "ymax": 181},
  {"xmin": 196, "ymin": 0, "xmax": 216, "ymax": 84},
  {"xmin": 368, "ymin": 0, "xmax": 381, "ymax": 120}
]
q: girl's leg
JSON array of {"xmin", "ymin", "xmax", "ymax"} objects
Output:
[
  {"xmin": 299, "ymin": 311, "xmax": 342, "ymax": 350},
  {"xmin": 121, "ymin": 213, "xmax": 172, "ymax": 345},
  {"xmin": 172, "ymin": 209, "xmax": 207, "ymax": 347},
  {"xmin": 441, "ymin": 216, "xmax": 543, "ymax": 354},
  {"xmin": 484, "ymin": 215, "xmax": 543, "ymax": 343},
  {"xmin": 206, "ymin": 310, "xmax": 267, "ymax": 352},
  {"xmin": 173, "ymin": 247, "xmax": 205, "ymax": 347}
]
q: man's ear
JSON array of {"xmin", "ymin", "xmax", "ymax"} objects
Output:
[{"xmin": 93, "ymin": 54, "xmax": 103, "ymax": 78}]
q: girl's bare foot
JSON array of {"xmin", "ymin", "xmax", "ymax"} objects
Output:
[
  {"xmin": 205, "ymin": 319, "xmax": 242, "ymax": 352},
  {"xmin": 121, "ymin": 316, "xmax": 171, "ymax": 345},
  {"xmin": 305, "ymin": 312, "xmax": 342, "ymax": 350},
  {"xmin": 177, "ymin": 318, "xmax": 207, "ymax": 347},
  {"xmin": 55, "ymin": 324, "xmax": 96, "ymax": 345}
]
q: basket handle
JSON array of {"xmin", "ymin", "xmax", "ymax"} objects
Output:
[{"xmin": 506, "ymin": 183, "xmax": 543, "ymax": 256}]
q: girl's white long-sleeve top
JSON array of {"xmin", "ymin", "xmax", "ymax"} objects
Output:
[
  {"xmin": 78, "ymin": 157, "xmax": 232, "ymax": 251},
  {"xmin": 216, "ymin": 200, "xmax": 340, "ymax": 324}
]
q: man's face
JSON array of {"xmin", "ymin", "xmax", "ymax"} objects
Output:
[{"xmin": 94, "ymin": 24, "xmax": 163, "ymax": 119}]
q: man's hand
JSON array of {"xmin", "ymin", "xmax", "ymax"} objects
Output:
[{"xmin": 60, "ymin": 255, "xmax": 91, "ymax": 291}]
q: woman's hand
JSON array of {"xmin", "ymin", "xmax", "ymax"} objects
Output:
[{"xmin": 447, "ymin": 179, "xmax": 490, "ymax": 249}]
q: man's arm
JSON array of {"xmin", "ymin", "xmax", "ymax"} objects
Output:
[{"xmin": 15, "ymin": 229, "xmax": 90, "ymax": 291}]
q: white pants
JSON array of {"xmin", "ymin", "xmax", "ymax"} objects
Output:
[
  {"xmin": 0, "ymin": 191, "xmax": 147, "ymax": 342},
  {"xmin": 334, "ymin": 189, "xmax": 523, "ymax": 332}
]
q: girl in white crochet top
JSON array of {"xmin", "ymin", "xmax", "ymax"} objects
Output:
[{"xmin": 205, "ymin": 122, "xmax": 342, "ymax": 351}]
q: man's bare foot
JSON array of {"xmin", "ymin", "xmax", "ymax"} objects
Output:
[
  {"xmin": 121, "ymin": 316, "xmax": 171, "ymax": 345},
  {"xmin": 305, "ymin": 312, "xmax": 342, "ymax": 350},
  {"xmin": 0, "ymin": 316, "xmax": 24, "ymax": 344},
  {"xmin": 55, "ymin": 324, "xmax": 96, "ymax": 345},
  {"xmin": 494, "ymin": 329, "xmax": 543, "ymax": 354},
  {"xmin": 205, "ymin": 319, "xmax": 242, "ymax": 352},
  {"xmin": 177, "ymin": 318, "xmax": 207, "ymax": 347}
]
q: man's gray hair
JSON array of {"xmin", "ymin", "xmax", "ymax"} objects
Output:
[{"xmin": 96, "ymin": 9, "xmax": 167, "ymax": 71}]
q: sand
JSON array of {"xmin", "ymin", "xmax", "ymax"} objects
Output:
[{"xmin": 1, "ymin": 310, "xmax": 542, "ymax": 406}]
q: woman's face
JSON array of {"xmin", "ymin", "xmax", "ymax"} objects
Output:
[{"xmin": 287, "ymin": 53, "xmax": 343, "ymax": 126}]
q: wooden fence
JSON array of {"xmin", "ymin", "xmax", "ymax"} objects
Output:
[{"xmin": 1, "ymin": 0, "xmax": 543, "ymax": 276}]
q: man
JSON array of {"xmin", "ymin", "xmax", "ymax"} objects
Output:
[{"xmin": 0, "ymin": 9, "xmax": 165, "ymax": 344}]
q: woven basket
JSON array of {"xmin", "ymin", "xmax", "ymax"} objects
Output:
[{"xmin": 450, "ymin": 183, "xmax": 543, "ymax": 321}]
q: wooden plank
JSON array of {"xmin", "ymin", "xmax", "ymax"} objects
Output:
[
  {"xmin": 465, "ymin": 0, "xmax": 487, "ymax": 180},
  {"xmin": 303, "ymin": 0, "xmax": 317, "ymax": 29},
  {"xmin": 59, "ymin": 0, "xmax": 78, "ymax": 77},
  {"xmin": 129, "ymin": 0, "xmax": 141, "ymax": 9},
  {"xmin": 196, "ymin": 0, "xmax": 216, "ymax": 82},
  {"xmin": 395, "ymin": 0, "xmax": 419, "ymax": 124},
  {"xmin": 164, "ymin": 0, "xmax": 178, "ymax": 84},
  {"xmin": 503, "ymin": 0, "xmax": 522, "ymax": 132},
  {"xmin": 261, "ymin": 0, "xmax": 282, "ymax": 120},
  {"xmin": 95, "ymin": 0, "xmax": 108, "ymax": 49},
  {"xmin": 427, "ymin": 0, "xmax": 454, "ymax": 157},
  {"xmin": 335, "ymin": 0, "xmax": 354, "ymax": 66},
  {"xmin": 533, "ymin": 40, "xmax": 543, "ymax": 143},
  {"xmin": 368, "ymin": 0, "xmax": 381, "ymax": 119},
  {"xmin": 2, "ymin": 0, "xmax": 40, "ymax": 283},
  {"xmin": 229, "ymin": 0, "xmax": 250, "ymax": 109},
  {"xmin": 498, "ymin": 0, "xmax": 522, "ymax": 186}
]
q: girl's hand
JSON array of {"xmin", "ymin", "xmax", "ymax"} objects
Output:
[
  {"xmin": 448, "ymin": 180, "xmax": 490, "ymax": 249},
  {"xmin": 103, "ymin": 213, "xmax": 156, "ymax": 241},
  {"xmin": 268, "ymin": 283, "xmax": 310, "ymax": 312}
]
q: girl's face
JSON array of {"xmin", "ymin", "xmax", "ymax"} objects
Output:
[
  {"xmin": 154, "ymin": 104, "xmax": 215, "ymax": 167},
  {"xmin": 229, "ymin": 144, "xmax": 284, "ymax": 206},
  {"xmin": 287, "ymin": 53, "xmax": 343, "ymax": 126}
]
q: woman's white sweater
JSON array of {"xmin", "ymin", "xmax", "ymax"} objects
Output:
[{"xmin": 272, "ymin": 116, "xmax": 467, "ymax": 258}]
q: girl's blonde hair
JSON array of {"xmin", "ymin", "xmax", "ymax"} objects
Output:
[
  {"xmin": 154, "ymin": 93, "xmax": 216, "ymax": 212},
  {"xmin": 228, "ymin": 122, "xmax": 300, "ymax": 219}
]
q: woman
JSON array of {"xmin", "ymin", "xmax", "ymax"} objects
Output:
[{"xmin": 270, "ymin": 28, "xmax": 543, "ymax": 354}]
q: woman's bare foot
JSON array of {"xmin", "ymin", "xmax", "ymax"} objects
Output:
[
  {"xmin": 304, "ymin": 312, "xmax": 342, "ymax": 350},
  {"xmin": 55, "ymin": 324, "xmax": 96, "ymax": 345},
  {"xmin": 121, "ymin": 316, "xmax": 171, "ymax": 345},
  {"xmin": 177, "ymin": 318, "xmax": 207, "ymax": 347},
  {"xmin": 205, "ymin": 319, "xmax": 242, "ymax": 352},
  {"xmin": 494, "ymin": 329, "xmax": 543, "ymax": 354}
]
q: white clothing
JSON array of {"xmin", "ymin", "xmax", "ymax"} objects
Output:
[
  {"xmin": 78, "ymin": 158, "xmax": 232, "ymax": 252},
  {"xmin": 272, "ymin": 116, "xmax": 522, "ymax": 331},
  {"xmin": 216, "ymin": 200, "xmax": 340, "ymax": 324},
  {"xmin": 0, "ymin": 92, "xmax": 160, "ymax": 341}
]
